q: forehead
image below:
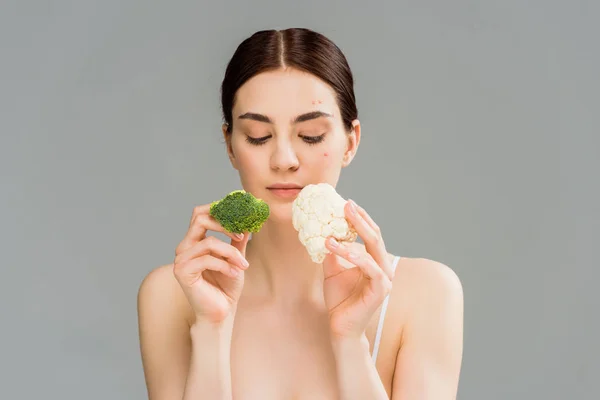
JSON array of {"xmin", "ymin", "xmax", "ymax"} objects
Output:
[{"xmin": 233, "ymin": 68, "xmax": 339, "ymax": 121}]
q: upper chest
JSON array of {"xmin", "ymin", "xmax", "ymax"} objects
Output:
[
  {"xmin": 230, "ymin": 304, "xmax": 338, "ymax": 399},
  {"xmin": 227, "ymin": 301, "xmax": 399, "ymax": 400}
]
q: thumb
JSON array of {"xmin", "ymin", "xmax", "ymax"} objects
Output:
[
  {"xmin": 230, "ymin": 232, "xmax": 250, "ymax": 257},
  {"xmin": 322, "ymin": 251, "xmax": 346, "ymax": 279}
]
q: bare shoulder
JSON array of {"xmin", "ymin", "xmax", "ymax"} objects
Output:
[
  {"xmin": 385, "ymin": 258, "xmax": 464, "ymax": 396},
  {"xmin": 137, "ymin": 263, "xmax": 194, "ymax": 327},
  {"xmin": 379, "ymin": 256, "xmax": 463, "ymax": 346},
  {"xmin": 389, "ymin": 256, "xmax": 463, "ymax": 317},
  {"xmin": 138, "ymin": 263, "xmax": 178, "ymax": 304},
  {"xmin": 137, "ymin": 264, "xmax": 197, "ymax": 398},
  {"xmin": 395, "ymin": 257, "xmax": 462, "ymax": 298}
]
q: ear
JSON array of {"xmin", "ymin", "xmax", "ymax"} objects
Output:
[
  {"xmin": 222, "ymin": 123, "xmax": 239, "ymax": 170},
  {"xmin": 342, "ymin": 119, "xmax": 361, "ymax": 168}
]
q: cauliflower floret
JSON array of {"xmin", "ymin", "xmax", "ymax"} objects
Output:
[{"xmin": 292, "ymin": 183, "xmax": 357, "ymax": 263}]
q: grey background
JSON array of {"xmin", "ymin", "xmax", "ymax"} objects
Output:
[{"xmin": 1, "ymin": 0, "xmax": 598, "ymax": 399}]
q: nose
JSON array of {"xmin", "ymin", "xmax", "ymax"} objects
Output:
[{"xmin": 270, "ymin": 137, "xmax": 299, "ymax": 171}]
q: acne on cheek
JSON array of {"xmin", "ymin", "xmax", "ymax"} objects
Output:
[
  {"xmin": 320, "ymin": 151, "xmax": 334, "ymax": 167},
  {"xmin": 306, "ymin": 151, "xmax": 330, "ymax": 167},
  {"xmin": 319, "ymin": 150, "xmax": 345, "ymax": 167}
]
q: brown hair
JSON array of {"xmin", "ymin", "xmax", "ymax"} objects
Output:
[{"xmin": 220, "ymin": 28, "xmax": 358, "ymax": 134}]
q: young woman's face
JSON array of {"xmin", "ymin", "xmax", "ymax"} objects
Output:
[{"xmin": 223, "ymin": 67, "xmax": 360, "ymax": 222}]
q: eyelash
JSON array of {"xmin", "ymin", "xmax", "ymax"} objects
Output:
[{"xmin": 245, "ymin": 134, "xmax": 325, "ymax": 146}]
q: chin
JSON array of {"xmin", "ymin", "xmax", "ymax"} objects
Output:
[{"xmin": 265, "ymin": 202, "xmax": 294, "ymax": 223}]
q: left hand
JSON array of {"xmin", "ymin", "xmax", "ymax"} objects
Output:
[{"xmin": 323, "ymin": 199, "xmax": 396, "ymax": 340}]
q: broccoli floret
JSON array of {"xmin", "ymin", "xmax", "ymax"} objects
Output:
[{"xmin": 209, "ymin": 190, "xmax": 270, "ymax": 233}]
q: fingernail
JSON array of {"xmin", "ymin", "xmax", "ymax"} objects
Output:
[
  {"xmin": 348, "ymin": 252, "xmax": 358, "ymax": 260},
  {"xmin": 348, "ymin": 200, "xmax": 357, "ymax": 214},
  {"xmin": 329, "ymin": 237, "xmax": 339, "ymax": 248},
  {"xmin": 234, "ymin": 233, "xmax": 244, "ymax": 240},
  {"xmin": 242, "ymin": 258, "xmax": 249, "ymax": 268},
  {"xmin": 230, "ymin": 268, "xmax": 239, "ymax": 277}
]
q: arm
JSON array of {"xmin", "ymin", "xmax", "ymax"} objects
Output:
[
  {"xmin": 185, "ymin": 319, "xmax": 235, "ymax": 399},
  {"xmin": 137, "ymin": 264, "xmax": 234, "ymax": 400},
  {"xmin": 331, "ymin": 260, "xmax": 463, "ymax": 400},
  {"xmin": 331, "ymin": 334, "xmax": 389, "ymax": 400},
  {"xmin": 392, "ymin": 260, "xmax": 464, "ymax": 399}
]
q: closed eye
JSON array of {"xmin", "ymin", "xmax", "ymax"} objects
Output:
[
  {"xmin": 245, "ymin": 135, "xmax": 271, "ymax": 146},
  {"xmin": 300, "ymin": 134, "xmax": 326, "ymax": 145},
  {"xmin": 245, "ymin": 133, "xmax": 326, "ymax": 146}
]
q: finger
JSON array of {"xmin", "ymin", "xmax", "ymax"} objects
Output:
[
  {"xmin": 175, "ymin": 236, "xmax": 249, "ymax": 271},
  {"xmin": 177, "ymin": 209, "xmax": 244, "ymax": 255},
  {"xmin": 345, "ymin": 200, "xmax": 387, "ymax": 266},
  {"xmin": 188, "ymin": 204, "xmax": 211, "ymax": 228},
  {"xmin": 230, "ymin": 232, "xmax": 251, "ymax": 258},
  {"xmin": 174, "ymin": 254, "xmax": 241, "ymax": 283},
  {"xmin": 326, "ymin": 238, "xmax": 391, "ymax": 294},
  {"xmin": 321, "ymin": 251, "xmax": 349, "ymax": 279},
  {"xmin": 355, "ymin": 203, "xmax": 380, "ymax": 234}
]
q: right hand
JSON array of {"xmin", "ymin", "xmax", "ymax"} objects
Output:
[{"xmin": 173, "ymin": 203, "xmax": 251, "ymax": 324}]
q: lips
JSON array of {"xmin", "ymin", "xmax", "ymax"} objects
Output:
[
  {"xmin": 267, "ymin": 183, "xmax": 303, "ymax": 189},
  {"xmin": 267, "ymin": 184, "xmax": 304, "ymax": 199}
]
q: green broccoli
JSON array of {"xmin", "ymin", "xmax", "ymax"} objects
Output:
[{"xmin": 209, "ymin": 190, "xmax": 270, "ymax": 233}]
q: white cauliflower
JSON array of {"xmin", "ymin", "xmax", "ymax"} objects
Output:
[{"xmin": 292, "ymin": 183, "xmax": 358, "ymax": 263}]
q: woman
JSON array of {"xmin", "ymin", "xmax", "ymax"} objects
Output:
[{"xmin": 138, "ymin": 28, "xmax": 463, "ymax": 399}]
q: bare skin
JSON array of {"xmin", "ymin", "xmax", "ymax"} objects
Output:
[
  {"xmin": 137, "ymin": 67, "xmax": 463, "ymax": 399},
  {"xmin": 138, "ymin": 252, "xmax": 462, "ymax": 399}
]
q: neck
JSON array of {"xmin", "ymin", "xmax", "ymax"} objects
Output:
[{"xmin": 244, "ymin": 219, "xmax": 324, "ymax": 306}]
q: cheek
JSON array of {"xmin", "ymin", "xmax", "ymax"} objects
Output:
[
  {"xmin": 310, "ymin": 149, "xmax": 339, "ymax": 169},
  {"xmin": 232, "ymin": 142, "xmax": 260, "ymax": 169},
  {"xmin": 238, "ymin": 151, "xmax": 261, "ymax": 171}
]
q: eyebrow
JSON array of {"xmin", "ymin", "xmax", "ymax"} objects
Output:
[{"xmin": 237, "ymin": 110, "xmax": 333, "ymax": 124}]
